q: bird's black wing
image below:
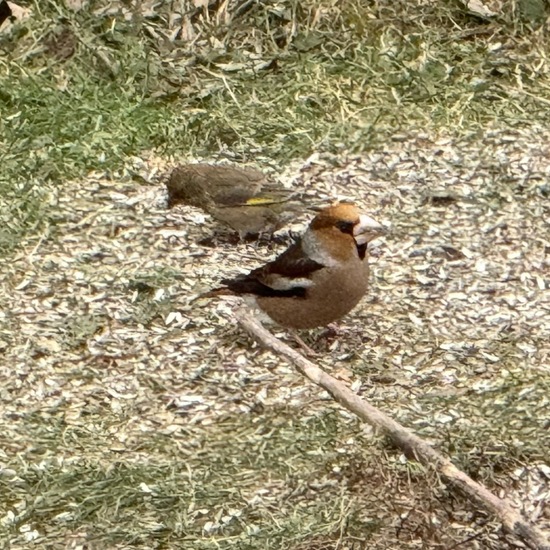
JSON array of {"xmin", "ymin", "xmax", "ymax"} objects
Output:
[{"xmin": 221, "ymin": 239, "xmax": 324, "ymax": 298}]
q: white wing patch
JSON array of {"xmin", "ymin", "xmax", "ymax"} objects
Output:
[{"xmin": 264, "ymin": 273, "xmax": 314, "ymax": 290}]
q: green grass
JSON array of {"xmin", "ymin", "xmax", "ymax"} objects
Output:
[
  {"xmin": 2, "ymin": 0, "xmax": 550, "ymax": 254},
  {"xmin": 0, "ymin": 409, "xmax": 365, "ymax": 547},
  {"xmin": 0, "ymin": 406, "xmax": 466, "ymax": 549},
  {"xmin": 1, "ymin": 2, "xmax": 549, "ymax": 548},
  {"xmin": 2, "ymin": 367, "xmax": 542, "ymax": 548}
]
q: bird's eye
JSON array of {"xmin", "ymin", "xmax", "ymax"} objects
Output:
[{"xmin": 335, "ymin": 220, "xmax": 355, "ymax": 235}]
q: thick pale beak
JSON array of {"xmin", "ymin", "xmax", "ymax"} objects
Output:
[{"xmin": 354, "ymin": 214, "xmax": 386, "ymax": 245}]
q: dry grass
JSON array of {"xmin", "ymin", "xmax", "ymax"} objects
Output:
[
  {"xmin": 1, "ymin": 130, "xmax": 548, "ymax": 548},
  {"xmin": 0, "ymin": 1, "xmax": 549, "ymax": 549},
  {"xmin": 3, "ymin": 0, "xmax": 550, "ymax": 252}
]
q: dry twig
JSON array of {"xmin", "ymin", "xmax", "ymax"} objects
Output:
[{"xmin": 234, "ymin": 307, "xmax": 550, "ymax": 550}]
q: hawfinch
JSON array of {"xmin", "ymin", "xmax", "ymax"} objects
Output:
[
  {"xmin": 209, "ymin": 203, "xmax": 385, "ymax": 329},
  {"xmin": 166, "ymin": 163, "xmax": 302, "ymax": 238}
]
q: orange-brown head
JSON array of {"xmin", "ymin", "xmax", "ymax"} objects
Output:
[{"xmin": 305, "ymin": 202, "xmax": 385, "ymax": 262}]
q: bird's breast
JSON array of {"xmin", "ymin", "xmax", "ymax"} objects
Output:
[{"xmin": 256, "ymin": 259, "xmax": 369, "ymax": 329}]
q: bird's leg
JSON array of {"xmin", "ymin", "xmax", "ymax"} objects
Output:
[
  {"xmin": 322, "ymin": 323, "xmax": 341, "ymax": 338},
  {"xmin": 289, "ymin": 331, "xmax": 319, "ymax": 357},
  {"xmin": 315, "ymin": 323, "xmax": 355, "ymax": 347}
]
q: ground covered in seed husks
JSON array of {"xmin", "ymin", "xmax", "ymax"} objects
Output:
[{"xmin": 0, "ymin": 127, "xmax": 548, "ymax": 549}]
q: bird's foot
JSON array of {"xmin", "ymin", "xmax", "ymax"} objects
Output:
[
  {"xmin": 290, "ymin": 332, "xmax": 319, "ymax": 357},
  {"xmin": 318, "ymin": 323, "xmax": 347, "ymax": 340},
  {"xmin": 197, "ymin": 233, "xmax": 242, "ymax": 247},
  {"xmin": 312, "ymin": 324, "xmax": 358, "ymax": 351}
]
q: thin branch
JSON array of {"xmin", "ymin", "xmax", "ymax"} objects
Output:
[{"xmin": 234, "ymin": 307, "xmax": 550, "ymax": 550}]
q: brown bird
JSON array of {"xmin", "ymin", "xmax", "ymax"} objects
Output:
[
  {"xmin": 208, "ymin": 202, "xmax": 385, "ymax": 329},
  {"xmin": 166, "ymin": 163, "xmax": 302, "ymax": 238}
]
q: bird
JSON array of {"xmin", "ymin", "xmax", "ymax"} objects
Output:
[
  {"xmin": 207, "ymin": 202, "xmax": 385, "ymax": 329},
  {"xmin": 165, "ymin": 163, "xmax": 302, "ymax": 238}
]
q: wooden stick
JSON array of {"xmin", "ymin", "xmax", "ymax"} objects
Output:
[{"xmin": 234, "ymin": 308, "xmax": 550, "ymax": 550}]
